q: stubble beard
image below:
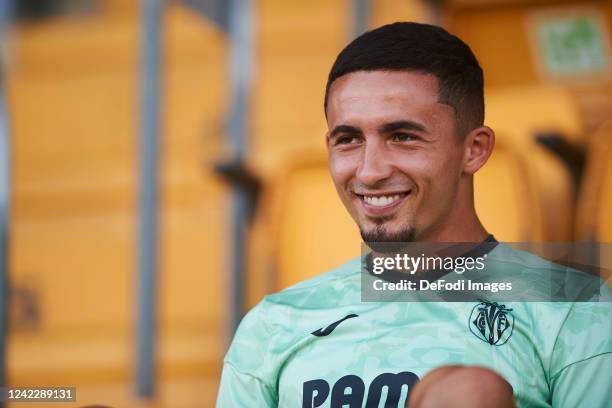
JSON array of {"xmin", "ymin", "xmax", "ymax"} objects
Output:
[{"xmin": 359, "ymin": 218, "xmax": 416, "ymax": 253}]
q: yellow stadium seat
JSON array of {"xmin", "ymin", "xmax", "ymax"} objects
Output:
[
  {"xmin": 486, "ymin": 85, "xmax": 583, "ymax": 146},
  {"xmin": 268, "ymin": 150, "xmax": 361, "ymax": 290},
  {"xmin": 576, "ymin": 120, "xmax": 612, "ymax": 242},
  {"xmin": 475, "ymin": 137, "xmax": 545, "ymax": 242},
  {"xmin": 485, "ymin": 85, "xmax": 580, "ymax": 241},
  {"xmin": 575, "ymin": 120, "xmax": 612, "ymax": 286},
  {"xmin": 529, "ymin": 146, "xmax": 575, "ymax": 241}
]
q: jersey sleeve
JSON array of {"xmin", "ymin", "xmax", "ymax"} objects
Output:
[
  {"xmin": 216, "ymin": 300, "xmax": 279, "ymax": 407},
  {"xmin": 216, "ymin": 362, "xmax": 277, "ymax": 407},
  {"xmin": 550, "ymin": 353, "xmax": 612, "ymax": 408},
  {"xmin": 549, "ymin": 300, "xmax": 612, "ymax": 406}
]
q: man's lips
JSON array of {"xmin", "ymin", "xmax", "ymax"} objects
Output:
[{"xmin": 354, "ymin": 191, "xmax": 411, "ymax": 216}]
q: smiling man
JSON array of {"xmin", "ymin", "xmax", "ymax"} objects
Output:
[{"xmin": 216, "ymin": 22, "xmax": 611, "ymax": 407}]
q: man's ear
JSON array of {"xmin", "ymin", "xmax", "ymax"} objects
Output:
[{"xmin": 463, "ymin": 126, "xmax": 495, "ymax": 175}]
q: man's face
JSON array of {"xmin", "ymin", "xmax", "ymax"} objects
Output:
[{"xmin": 325, "ymin": 70, "xmax": 467, "ymax": 243}]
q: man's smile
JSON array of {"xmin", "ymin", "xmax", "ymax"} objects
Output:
[{"xmin": 354, "ymin": 190, "xmax": 412, "ymax": 216}]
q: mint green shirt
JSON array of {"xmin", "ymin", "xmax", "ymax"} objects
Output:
[{"xmin": 217, "ymin": 244, "xmax": 612, "ymax": 407}]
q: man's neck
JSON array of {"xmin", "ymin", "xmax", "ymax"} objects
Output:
[{"xmin": 415, "ymin": 214, "xmax": 488, "ymax": 243}]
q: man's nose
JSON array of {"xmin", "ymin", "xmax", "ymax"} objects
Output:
[{"xmin": 356, "ymin": 140, "xmax": 392, "ymax": 186}]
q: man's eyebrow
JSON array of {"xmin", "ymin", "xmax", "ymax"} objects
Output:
[
  {"xmin": 379, "ymin": 120, "xmax": 427, "ymax": 134},
  {"xmin": 329, "ymin": 124, "xmax": 362, "ymax": 139}
]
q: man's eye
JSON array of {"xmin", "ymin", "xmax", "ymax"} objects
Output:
[
  {"xmin": 336, "ymin": 136, "xmax": 357, "ymax": 145},
  {"xmin": 391, "ymin": 133, "xmax": 415, "ymax": 142}
]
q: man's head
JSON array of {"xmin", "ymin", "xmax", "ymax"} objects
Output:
[
  {"xmin": 325, "ymin": 22, "xmax": 494, "ymax": 244},
  {"xmin": 325, "ymin": 22, "xmax": 484, "ymax": 138}
]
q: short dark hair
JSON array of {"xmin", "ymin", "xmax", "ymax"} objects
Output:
[{"xmin": 324, "ymin": 22, "xmax": 484, "ymax": 137}]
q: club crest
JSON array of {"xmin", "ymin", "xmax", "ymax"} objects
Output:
[{"xmin": 469, "ymin": 300, "xmax": 514, "ymax": 346}]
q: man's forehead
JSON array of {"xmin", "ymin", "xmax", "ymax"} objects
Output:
[
  {"xmin": 326, "ymin": 70, "xmax": 450, "ymax": 127},
  {"xmin": 329, "ymin": 70, "xmax": 438, "ymax": 99}
]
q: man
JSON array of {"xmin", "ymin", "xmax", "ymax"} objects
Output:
[{"xmin": 216, "ymin": 22, "xmax": 611, "ymax": 407}]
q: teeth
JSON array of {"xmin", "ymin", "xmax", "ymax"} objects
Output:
[{"xmin": 363, "ymin": 194, "xmax": 403, "ymax": 207}]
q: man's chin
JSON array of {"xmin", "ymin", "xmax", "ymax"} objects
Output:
[{"xmin": 360, "ymin": 225, "xmax": 416, "ymax": 253}]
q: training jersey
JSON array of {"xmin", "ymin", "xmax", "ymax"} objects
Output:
[{"xmin": 216, "ymin": 243, "xmax": 612, "ymax": 407}]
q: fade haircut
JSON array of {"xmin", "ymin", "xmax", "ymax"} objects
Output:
[{"xmin": 324, "ymin": 22, "xmax": 484, "ymax": 138}]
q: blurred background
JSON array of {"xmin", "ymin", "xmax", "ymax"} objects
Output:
[{"xmin": 0, "ymin": 0, "xmax": 611, "ymax": 406}]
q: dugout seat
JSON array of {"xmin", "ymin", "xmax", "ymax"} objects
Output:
[
  {"xmin": 576, "ymin": 120, "xmax": 612, "ymax": 242},
  {"xmin": 474, "ymin": 136, "xmax": 545, "ymax": 242},
  {"xmin": 486, "ymin": 86, "xmax": 583, "ymax": 146},
  {"xmin": 575, "ymin": 120, "xmax": 612, "ymax": 286},
  {"xmin": 485, "ymin": 85, "xmax": 581, "ymax": 241}
]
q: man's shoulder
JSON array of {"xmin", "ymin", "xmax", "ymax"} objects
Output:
[
  {"xmin": 488, "ymin": 243, "xmax": 609, "ymax": 301},
  {"xmin": 263, "ymin": 256, "xmax": 362, "ymax": 308},
  {"xmin": 226, "ymin": 257, "xmax": 363, "ymax": 366},
  {"xmin": 488, "ymin": 243, "xmax": 559, "ymax": 269}
]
